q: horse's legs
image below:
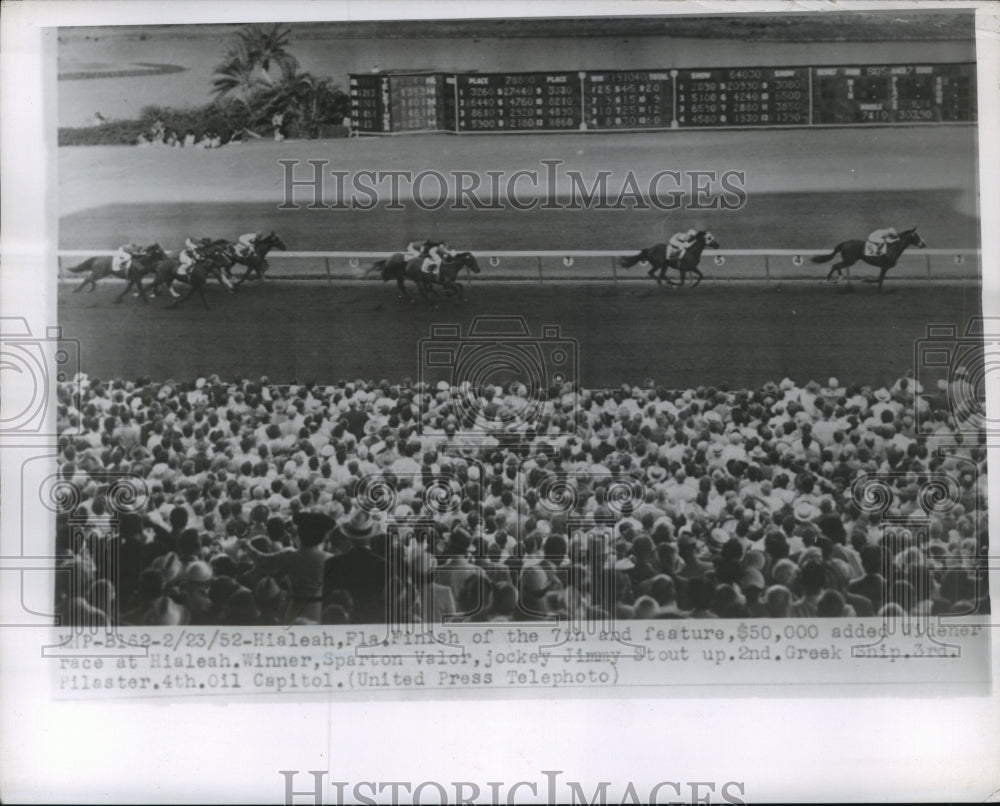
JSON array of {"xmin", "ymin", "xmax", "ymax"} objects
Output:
[
  {"xmin": 689, "ymin": 266, "xmax": 703, "ymax": 288},
  {"xmin": 136, "ymin": 279, "xmax": 150, "ymax": 303},
  {"xmin": 396, "ymin": 275, "xmax": 413, "ymax": 302},
  {"xmin": 877, "ymin": 267, "xmax": 889, "ymax": 292},
  {"xmin": 828, "ymin": 261, "xmax": 850, "ymax": 281},
  {"xmin": 199, "ymin": 283, "xmax": 210, "ymax": 309},
  {"xmin": 167, "ymin": 281, "xmax": 196, "ymax": 309},
  {"xmin": 114, "ymin": 276, "xmax": 132, "ymax": 303},
  {"xmin": 417, "ymin": 280, "xmax": 435, "ymax": 305},
  {"xmin": 647, "ymin": 265, "xmax": 661, "ymax": 286}
]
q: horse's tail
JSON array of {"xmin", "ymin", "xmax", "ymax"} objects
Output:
[
  {"xmin": 811, "ymin": 243, "xmax": 845, "ymax": 264},
  {"xmin": 67, "ymin": 257, "xmax": 96, "ymax": 273},
  {"xmin": 619, "ymin": 251, "xmax": 646, "ymax": 269}
]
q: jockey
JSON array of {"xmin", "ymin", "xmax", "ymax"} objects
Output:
[
  {"xmin": 178, "ymin": 237, "xmax": 213, "ymax": 278},
  {"xmin": 404, "ymin": 240, "xmax": 431, "ymax": 261},
  {"xmin": 867, "ymin": 227, "xmax": 900, "ymax": 256},
  {"xmin": 422, "ymin": 242, "xmax": 457, "ymax": 279},
  {"xmin": 235, "ymin": 232, "xmax": 266, "ymax": 260},
  {"xmin": 112, "ymin": 243, "xmax": 145, "ymax": 273},
  {"xmin": 667, "ymin": 228, "xmax": 700, "ymax": 261}
]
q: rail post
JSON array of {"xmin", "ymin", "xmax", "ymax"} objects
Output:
[
  {"xmin": 764, "ymin": 254, "xmax": 771, "ymax": 284},
  {"xmin": 325, "ymin": 257, "xmax": 332, "ymax": 285},
  {"xmin": 537, "ymin": 256, "xmax": 543, "ymax": 285},
  {"xmin": 926, "ymin": 254, "xmax": 931, "ymax": 280},
  {"xmin": 612, "ymin": 255, "xmax": 618, "ymax": 286}
]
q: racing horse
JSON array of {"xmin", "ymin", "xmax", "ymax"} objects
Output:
[
  {"xmin": 619, "ymin": 231, "xmax": 720, "ymax": 287},
  {"xmin": 146, "ymin": 252, "xmax": 234, "ymax": 309},
  {"xmin": 217, "ymin": 232, "xmax": 288, "ymax": 285},
  {"xmin": 67, "ymin": 244, "xmax": 166, "ymax": 302},
  {"xmin": 370, "ymin": 251, "xmax": 481, "ymax": 304},
  {"xmin": 810, "ymin": 227, "xmax": 926, "ymax": 291}
]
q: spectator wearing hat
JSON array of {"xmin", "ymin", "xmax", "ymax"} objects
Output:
[
  {"xmin": 848, "ymin": 545, "xmax": 886, "ymax": 613},
  {"xmin": 54, "ymin": 370, "xmax": 988, "ymax": 625},
  {"xmin": 144, "ymin": 594, "xmax": 190, "ymax": 626},
  {"xmin": 180, "ymin": 560, "xmax": 215, "ymax": 623},
  {"xmin": 791, "ymin": 561, "xmax": 827, "ymax": 617},
  {"xmin": 407, "ymin": 543, "xmax": 457, "ymax": 626},
  {"xmin": 255, "ymin": 577, "xmax": 288, "ymax": 625},
  {"xmin": 322, "ymin": 510, "xmax": 387, "ymax": 624},
  {"xmin": 435, "ymin": 527, "xmax": 489, "ymax": 615}
]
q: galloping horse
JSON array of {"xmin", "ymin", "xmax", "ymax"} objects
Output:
[
  {"xmin": 67, "ymin": 244, "xmax": 167, "ymax": 302},
  {"xmin": 146, "ymin": 253, "xmax": 233, "ymax": 309},
  {"xmin": 218, "ymin": 232, "xmax": 287, "ymax": 285},
  {"xmin": 371, "ymin": 251, "xmax": 481, "ymax": 304},
  {"xmin": 811, "ymin": 227, "xmax": 926, "ymax": 291},
  {"xmin": 619, "ymin": 231, "xmax": 720, "ymax": 287}
]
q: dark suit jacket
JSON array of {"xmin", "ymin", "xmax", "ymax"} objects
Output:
[{"xmin": 323, "ymin": 546, "xmax": 387, "ymax": 624}]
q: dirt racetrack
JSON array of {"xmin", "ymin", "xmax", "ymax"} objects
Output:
[
  {"xmin": 57, "ymin": 280, "xmax": 982, "ymax": 388},
  {"xmin": 57, "ymin": 123, "xmax": 982, "ymax": 387}
]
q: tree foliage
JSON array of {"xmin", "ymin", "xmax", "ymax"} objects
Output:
[{"xmin": 211, "ymin": 23, "xmax": 347, "ymax": 135}]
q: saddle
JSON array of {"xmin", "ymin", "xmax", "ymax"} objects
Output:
[
  {"xmin": 234, "ymin": 242, "xmax": 256, "ymax": 259},
  {"xmin": 864, "ymin": 241, "xmax": 884, "ymax": 257}
]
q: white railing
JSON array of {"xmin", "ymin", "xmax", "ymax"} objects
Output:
[
  {"xmin": 57, "ymin": 248, "xmax": 981, "ymax": 282},
  {"xmin": 56, "ymin": 248, "xmax": 983, "ymax": 259}
]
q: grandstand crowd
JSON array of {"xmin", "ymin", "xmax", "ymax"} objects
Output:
[{"xmin": 54, "ymin": 370, "xmax": 989, "ymax": 627}]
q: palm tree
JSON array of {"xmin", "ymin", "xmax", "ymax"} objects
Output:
[
  {"xmin": 212, "ymin": 40, "xmax": 265, "ymax": 104},
  {"xmin": 257, "ymin": 64, "xmax": 348, "ymax": 136},
  {"xmin": 234, "ymin": 23, "xmax": 298, "ymax": 87},
  {"xmin": 212, "ymin": 23, "xmax": 347, "ymax": 137}
]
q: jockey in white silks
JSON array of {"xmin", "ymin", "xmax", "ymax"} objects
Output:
[
  {"xmin": 174, "ymin": 238, "xmax": 232, "ymax": 295},
  {"xmin": 422, "ymin": 243, "xmax": 457, "ymax": 279},
  {"xmin": 234, "ymin": 232, "xmax": 266, "ymax": 260},
  {"xmin": 404, "ymin": 240, "xmax": 428, "ymax": 261},
  {"xmin": 112, "ymin": 243, "xmax": 144, "ymax": 273},
  {"xmin": 667, "ymin": 228, "xmax": 699, "ymax": 261},
  {"xmin": 866, "ymin": 227, "xmax": 899, "ymax": 257},
  {"xmin": 178, "ymin": 237, "xmax": 212, "ymax": 278}
]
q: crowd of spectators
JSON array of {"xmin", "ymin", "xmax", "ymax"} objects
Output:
[
  {"xmin": 54, "ymin": 370, "xmax": 989, "ymax": 627},
  {"xmin": 135, "ymin": 119, "xmax": 244, "ymax": 149}
]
